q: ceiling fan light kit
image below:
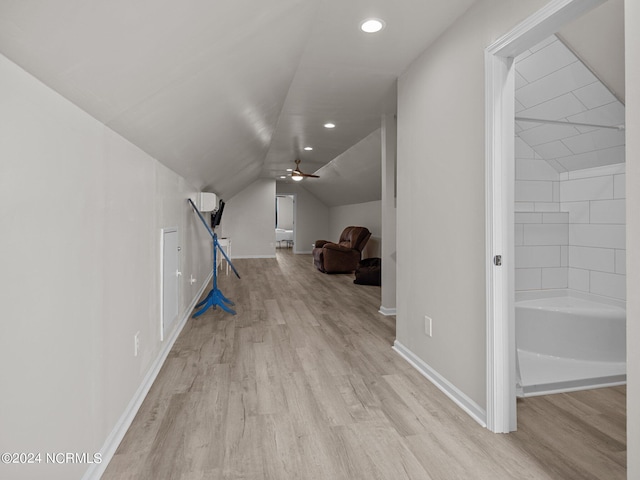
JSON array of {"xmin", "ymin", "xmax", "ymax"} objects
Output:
[{"xmin": 289, "ymin": 158, "xmax": 319, "ymax": 181}]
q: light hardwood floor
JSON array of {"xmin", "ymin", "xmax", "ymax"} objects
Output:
[{"xmin": 102, "ymin": 250, "xmax": 626, "ymax": 479}]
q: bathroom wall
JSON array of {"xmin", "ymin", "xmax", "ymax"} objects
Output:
[
  {"xmin": 561, "ymin": 163, "xmax": 626, "ymax": 300},
  {"xmin": 515, "ymin": 146, "xmax": 626, "ymax": 300},
  {"xmin": 514, "ymin": 33, "xmax": 626, "ymax": 301},
  {"xmin": 515, "ymin": 138, "xmax": 567, "ymax": 291}
]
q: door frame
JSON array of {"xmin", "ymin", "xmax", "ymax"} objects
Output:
[
  {"xmin": 484, "ymin": 0, "xmax": 605, "ymax": 433},
  {"xmin": 160, "ymin": 226, "xmax": 180, "ymax": 342}
]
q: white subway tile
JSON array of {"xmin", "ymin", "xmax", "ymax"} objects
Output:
[
  {"xmin": 515, "ymin": 268, "xmax": 542, "ymax": 291},
  {"xmin": 542, "ymin": 267, "xmax": 568, "ymax": 289},
  {"xmin": 515, "ymin": 158, "xmax": 559, "ymax": 180},
  {"xmin": 567, "ymin": 163, "xmax": 625, "ymax": 179},
  {"xmin": 523, "ymin": 224, "xmax": 568, "ymax": 245},
  {"xmin": 515, "ymin": 202, "xmax": 535, "ymax": 212},
  {"xmin": 590, "ymin": 199, "xmax": 625, "ymax": 224},
  {"xmin": 567, "ymin": 102, "xmax": 625, "ymax": 128},
  {"xmin": 534, "ymin": 202, "xmax": 560, "ymax": 212},
  {"xmin": 614, "ymin": 174, "xmax": 625, "ymax": 199},
  {"xmin": 542, "ymin": 212, "xmax": 569, "ymax": 224},
  {"xmin": 568, "ymin": 268, "xmax": 590, "ymax": 292},
  {"xmin": 516, "ymin": 62, "xmax": 596, "ymax": 109},
  {"xmin": 568, "ymin": 246, "xmax": 615, "ymax": 273},
  {"xmin": 533, "ymin": 140, "xmax": 575, "ymax": 160},
  {"xmin": 517, "ymin": 40, "xmax": 576, "ymax": 83},
  {"xmin": 518, "ymin": 93, "xmax": 586, "ymax": 122},
  {"xmin": 515, "ymin": 71, "xmax": 529, "ymax": 90},
  {"xmin": 561, "ymin": 129, "xmax": 625, "ymax": 155},
  {"xmin": 572, "ymin": 81, "xmax": 617, "ymax": 109},
  {"xmin": 515, "ymin": 224, "xmax": 524, "ymax": 246},
  {"xmin": 590, "ymin": 271, "xmax": 626, "ymax": 300},
  {"xmin": 615, "ymin": 250, "xmax": 626, "ymax": 275},
  {"xmin": 515, "ymin": 137, "xmax": 536, "ymax": 159},
  {"xmin": 515, "ymin": 181, "xmax": 553, "ymax": 202},
  {"xmin": 516, "ymin": 246, "xmax": 561, "ymax": 268},
  {"xmin": 560, "ymin": 176, "xmax": 614, "ymax": 202},
  {"xmin": 569, "ymin": 224, "xmax": 625, "ymax": 249},
  {"xmin": 561, "ymin": 201, "xmax": 590, "ymax": 223},
  {"xmin": 518, "ymin": 123, "xmax": 580, "ymax": 147},
  {"xmin": 561, "ymin": 246, "xmax": 568, "ymax": 267},
  {"xmin": 547, "ymin": 159, "xmax": 567, "ymax": 173},
  {"xmin": 552, "ymin": 182, "xmax": 560, "ymax": 202},
  {"xmin": 556, "ymin": 147, "xmax": 625, "ymax": 172},
  {"xmin": 515, "ymin": 213, "xmax": 543, "ymax": 224}
]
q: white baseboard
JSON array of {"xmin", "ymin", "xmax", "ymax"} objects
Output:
[
  {"xmin": 82, "ymin": 271, "xmax": 213, "ymax": 480},
  {"xmin": 378, "ymin": 306, "xmax": 397, "ymax": 316},
  {"xmin": 231, "ymin": 254, "xmax": 276, "ymax": 259},
  {"xmin": 392, "ymin": 340, "xmax": 487, "ymax": 428}
]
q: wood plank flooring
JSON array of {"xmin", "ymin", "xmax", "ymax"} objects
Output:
[{"xmin": 102, "ymin": 250, "xmax": 626, "ymax": 479}]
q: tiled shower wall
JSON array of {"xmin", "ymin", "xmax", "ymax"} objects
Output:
[{"xmin": 515, "ymin": 138, "xmax": 626, "ymax": 300}]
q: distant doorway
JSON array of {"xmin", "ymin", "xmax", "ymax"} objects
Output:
[{"xmin": 276, "ymin": 195, "xmax": 295, "ymax": 249}]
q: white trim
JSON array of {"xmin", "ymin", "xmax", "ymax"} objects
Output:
[
  {"xmin": 378, "ymin": 306, "xmax": 397, "ymax": 316},
  {"xmin": 231, "ymin": 254, "xmax": 277, "ymax": 259},
  {"xmin": 393, "ymin": 341, "xmax": 487, "ymax": 428},
  {"xmin": 82, "ymin": 270, "xmax": 213, "ymax": 480},
  {"xmin": 484, "ymin": 0, "xmax": 606, "ymax": 433},
  {"xmin": 160, "ymin": 226, "xmax": 179, "ymax": 342}
]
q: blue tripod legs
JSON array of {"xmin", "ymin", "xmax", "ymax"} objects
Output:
[{"xmin": 192, "ymin": 287, "xmax": 236, "ymax": 317}]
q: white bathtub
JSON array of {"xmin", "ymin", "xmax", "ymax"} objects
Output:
[{"xmin": 515, "ymin": 291, "xmax": 626, "ymax": 397}]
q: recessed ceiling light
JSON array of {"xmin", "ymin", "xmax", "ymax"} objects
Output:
[
  {"xmin": 286, "ymin": 168, "xmax": 293, "ymax": 172},
  {"xmin": 304, "ymin": 146, "xmax": 313, "ymax": 151},
  {"xmin": 280, "ymin": 176, "xmax": 286, "ymax": 179},
  {"xmin": 360, "ymin": 18, "xmax": 385, "ymax": 33},
  {"xmin": 324, "ymin": 123, "xmax": 335, "ymax": 129}
]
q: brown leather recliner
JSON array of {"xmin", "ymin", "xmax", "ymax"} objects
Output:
[{"xmin": 313, "ymin": 226, "xmax": 371, "ymax": 273}]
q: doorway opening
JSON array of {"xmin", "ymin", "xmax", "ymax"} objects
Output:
[
  {"xmin": 276, "ymin": 194, "xmax": 295, "ymax": 249},
  {"xmin": 484, "ymin": 0, "xmax": 625, "ymax": 433}
]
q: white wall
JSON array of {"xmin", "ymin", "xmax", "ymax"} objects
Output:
[
  {"xmin": 220, "ymin": 178, "xmax": 276, "ymax": 258},
  {"xmin": 0, "ymin": 53, "xmax": 211, "ymax": 480},
  {"xmin": 396, "ymin": 0, "xmax": 548, "ymax": 411},
  {"xmin": 328, "ymin": 200, "xmax": 381, "ymax": 258},
  {"xmin": 276, "ymin": 183, "xmax": 329, "ymax": 254},
  {"xmin": 625, "ymin": 0, "xmax": 639, "ymax": 476},
  {"xmin": 328, "ymin": 200, "xmax": 381, "ymax": 239}
]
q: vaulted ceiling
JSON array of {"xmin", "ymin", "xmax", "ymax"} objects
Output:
[
  {"xmin": 0, "ymin": 0, "xmax": 625, "ymax": 203},
  {"xmin": 0, "ymin": 0, "xmax": 476, "ymax": 200}
]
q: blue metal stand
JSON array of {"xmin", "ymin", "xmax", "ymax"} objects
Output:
[{"xmin": 188, "ymin": 199, "xmax": 240, "ymax": 317}]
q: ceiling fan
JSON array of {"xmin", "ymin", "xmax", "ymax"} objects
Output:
[{"xmin": 290, "ymin": 159, "xmax": 319, "ymax": 181}]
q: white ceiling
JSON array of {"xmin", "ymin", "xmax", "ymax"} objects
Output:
[
  {"xmin": 0, "ymin": 0, "xmax": 476, "ymax": 201},
  {"xmin": 301, "ymin": 128, "xmax": 382, "ymax": 207}
]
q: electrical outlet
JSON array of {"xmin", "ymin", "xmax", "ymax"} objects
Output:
[
  {"xmin": 134, "ymin": 332, "xmax": 140, "ymax": 357},
  {"xmin": 424, "ymin": 316, "xmax": 432, "ymax": 337}
]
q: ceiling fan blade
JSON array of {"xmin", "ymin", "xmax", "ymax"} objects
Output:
[{"xmin": 290, "ymin": 159, "xmax": 319, "ymax": 179}]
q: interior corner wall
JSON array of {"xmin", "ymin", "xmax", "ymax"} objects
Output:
[
  {"xmin": 625, "ymin": 0, "xmax": 639, "ymax": 476},
  {"xmin": 395, "ymin": 0, "xmax": 548, "ymax": 411},
  {"xmin": 219, "ymin": 178, "xmax": 276, "ymax": 258},
  {"xmin": 0, "ymin": 53, "xmax": 211, "ymax": 480},
  {"xmin": 276, "ymin": 183, "xmax": 329, "ymax": 254}
]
